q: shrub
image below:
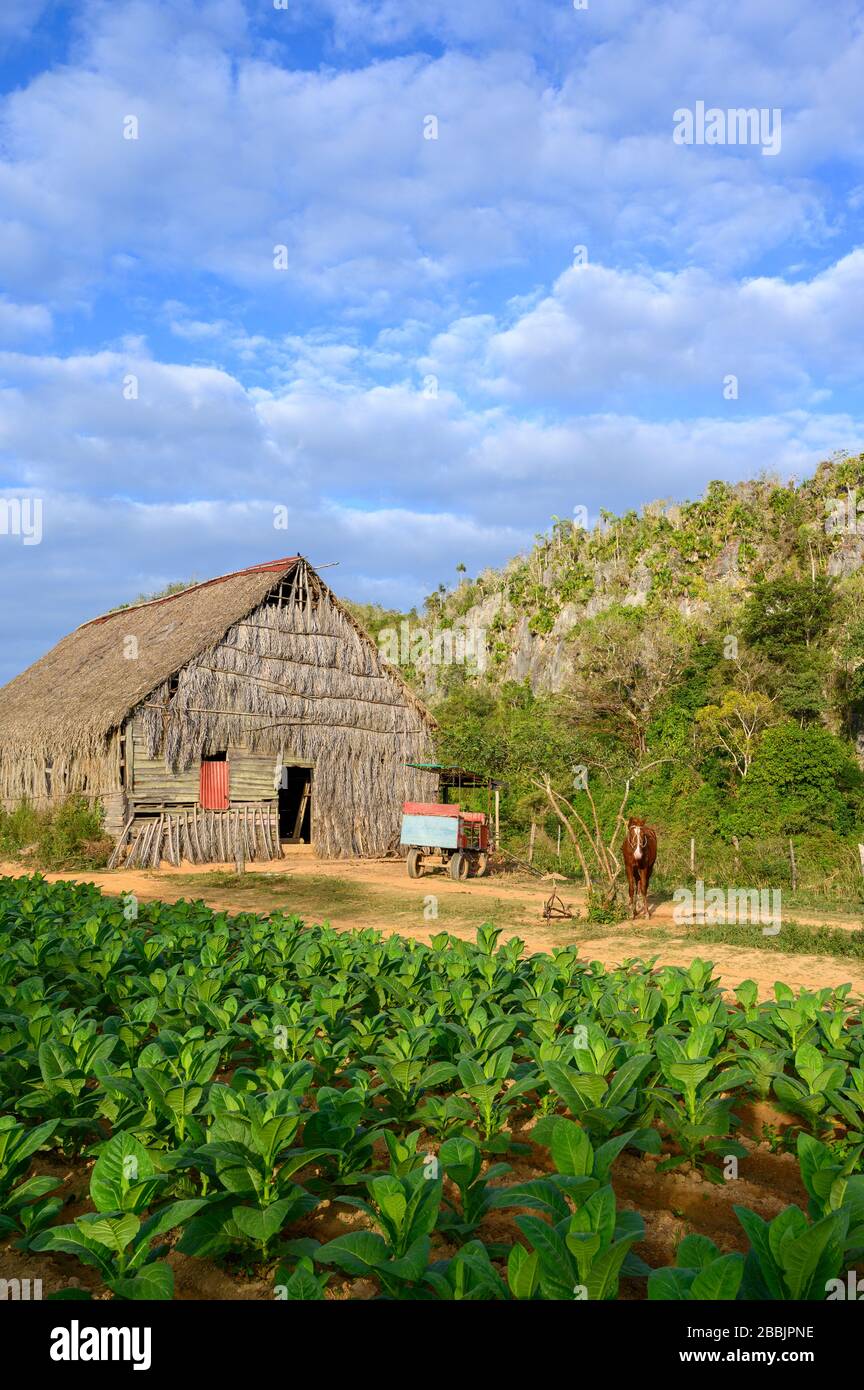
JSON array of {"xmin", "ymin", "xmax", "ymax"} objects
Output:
[
  {"xmin": 725, "ymin": 724, "xmax": 864, "ymax": 837},
  {"xmin": 0, "ymin": 796, "xmax": 112, "ymax": 870}
]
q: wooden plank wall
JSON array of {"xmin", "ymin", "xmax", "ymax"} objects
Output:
[
  {"xmin": 102, "ymin": 790, "xmax": 129, "ymax": 837},
  {"xmin": 231, "ymin": 750, "xmax": 278, "ymax": 801},
  {"xmin": 128, "ymin": 715, "xmax": 278, "ymax": 807}
]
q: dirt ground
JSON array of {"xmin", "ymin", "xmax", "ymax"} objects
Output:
[{"xmin": 3, "ymin": 848, "xmax": 864, "ymax": 1000}]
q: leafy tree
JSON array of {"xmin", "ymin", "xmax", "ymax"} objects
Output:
[
  {"xmin": 836, "ymin": 616, "xmax": 864, "ymax": 738},
  {"xmin": 568, "ymin": 607, "xmax": 690, "ymax": 757},
  {"xmin": 742, "ymin": 577, "xmax": 836, "ymax": 660},
  {"xmin": 776, "ymin": 655, "xmax": 829, "ymax": 726},
  {"xmin": 695, "ymin": 691, "xmax": 776, "ymax": 780},
  {"xmin": 727, "ymin": 724, "xmax": 864, "ymax": 836},
  {"xmin": 433, "ymin": 683, "xmax": 584, "ymax": 832}
]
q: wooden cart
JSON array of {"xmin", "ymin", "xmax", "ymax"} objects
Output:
[
  {"xmin": 400, "ymin": 765, "xmax": 501, "ymax": 880},
  {"xmin": 400, "ymin": 801, "xmax": 491, "ymax": 879}
]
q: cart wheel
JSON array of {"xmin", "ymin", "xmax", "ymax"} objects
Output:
[
  {"xmin": 406, "ymin": 848, "xmax": 425, "ymax": 879},
  {"xmin": 449, "ymin": 851, "xmax": 469, "ymax": 881},
  {"xmin": 474, "ymin": 852, "xmax": 489, "ymax": 878}
]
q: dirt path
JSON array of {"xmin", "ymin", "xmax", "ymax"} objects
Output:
[
  {"xmin": 581, "ymin": 932, "xmax": 864, "ymax": 998},
  {"xmin": 4, "ymin": 853, "xmax": 863, "ymax": 999}
]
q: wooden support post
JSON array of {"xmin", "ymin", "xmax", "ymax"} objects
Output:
[
  {"xmin": 152, "ymin": 815, "xmax": 164, "ymax": 869},
  {"xmin": 789, "ymin": 838, "xmax": 797, "ymax": 892},
  {"xmin": 690, "ymin": 836, "xmax": 695, "ymax": 875},
  {"xmin": 494, "ymin": 788, "xmax": 500, "ymax": 850},
  {"xmin": 107, "ymin": 817, "xmax": 135, "ymax": 870},
  {"xmin": 858, "ymin": 844, "xmax": 864, "ymax": 879},
  {"xmin": 557, "ymin": 825, "xmax": 561, "ymax": 860},
  {"xmin": 190, "ymin": 806, "xmax": 202, "ymax": 864},
  {"xmin": 528, "ymin": 820, "xmax": 536, "ymax": 864},
  {"xmin": 235, "ymin": 815, "xmax": 245, "ymax": 876}
]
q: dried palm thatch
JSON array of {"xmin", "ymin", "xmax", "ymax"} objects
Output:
[
  {"xmin": 0, "ymin": 556, "xmax": 438, "ymax": 857},
  {"xmin": 0, "ymin": 559, "xmax": 301, "ymax": 802}
]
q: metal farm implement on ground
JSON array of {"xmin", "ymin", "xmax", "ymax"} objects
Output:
[{"xmin": 400, "ymin": 764, "xmax": 501, "ymax": 880}]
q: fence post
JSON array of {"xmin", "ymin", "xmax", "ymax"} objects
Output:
[
  {"xmin": 528, "ymin": 820, "xmax": 536, "ymax": 865},
  {"xmin": 789, "ymin": 838, "xmax": 797, "ymax": 892},
  {"xmin": 859, "ymin": 844, "xmax": 864, "ymax": 879},
  {"xmin": 557, "ymin": 825, "xmax": 561, "ymax": 861},
  {"xmin": 690, "ymin": 836, "xmax": 695, "ymax": 875}
]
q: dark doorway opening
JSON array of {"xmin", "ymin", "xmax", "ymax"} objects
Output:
[{"xmin": 278, "ymin": 766, "xmax": 312, "ymax": 843}]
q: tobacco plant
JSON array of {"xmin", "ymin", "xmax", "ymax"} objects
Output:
[
  {"xmin": 4, "ymin": 874, "xmax": 864, "ymax": 1302},
  {"xmin": 648, "ymin": 1235, "xmax": 744, "ymax": 1301},
  {"xmin": 178, "ymin": 1086, "xmax": 329, "ymax": 1259},
  {"xmin": 649, "ymin": 1026, "xmax": 748, "ymax": 1179},
  {"xmin": 0, "ymin": 1116, "xmax": 63, "ymax": 1247},
  {"xmin": 31, "ymin": 1132, "xmax": 204, "ymax": 1298},
  {"xmin": 437, "ymin": 1135, "xmax": 511, "ymax": 1244},
  {"xmin": 735, "ymin": 1202, "xmax": 850, "ymax": 1301},
  {"xmin": 315, "ymin": 1165, "xmax": 444, "ymax": 1298}
]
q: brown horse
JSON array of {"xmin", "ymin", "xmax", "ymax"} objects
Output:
[{"xmin": 622, "ymin": 816, "xmax": 657, "ymax": 918}]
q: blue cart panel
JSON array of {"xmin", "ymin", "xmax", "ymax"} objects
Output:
[{"xmin": 400, "ymin": 814, "xmax": 459, "ymax": 849}]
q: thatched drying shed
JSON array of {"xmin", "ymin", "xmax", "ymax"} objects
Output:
[{"xmin": 0, "ymin": 557, "xmax": 438, "ymax": 864}]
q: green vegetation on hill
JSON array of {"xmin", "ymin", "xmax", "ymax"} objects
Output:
[{"xmin": 354, "ymin": 453, "xmax": 864, "ymax": 896}]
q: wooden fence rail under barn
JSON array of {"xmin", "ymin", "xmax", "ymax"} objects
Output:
[{"xmin": 110, "ymin": 804, "xmax": 282, "ymax": 869}]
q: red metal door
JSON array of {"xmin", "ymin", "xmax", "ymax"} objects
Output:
[{"xmin": 200, "ymin": 760, "xmax": 230, "ymax": 810}]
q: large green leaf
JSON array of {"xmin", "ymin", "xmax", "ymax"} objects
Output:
[
  {"xmin": 690, "ymin": 1254, "xmax": 744, "ymax": 1301},
  {"xmin": 107, "ymin": 1263, "xmax": 174, "ymax": 1301},
  {"xmin": 507, "ymin": 1243, "xmax": 539, "ymax": 1300},
  {"xmin": 90, "ymin": 1132, "xmax": 157, "ymax": 1214},
  {"xmin": 604, "ymin": 1055, "xmax": 653, "ymax": 1108},
  {"xmin": 735, "ymin": 1205, "xmax": 785, "ymax": 1299},
  {"xmin": 233, "ymin": 1197, "xmax": 299, "ymax": 1245},
  {"xmin": 385, "ymin": 1234, "xmax": 430, "ymax": 1283},
  {"xmin": 778, "ymin": 1209, "xmax": 848, "ymax": 1301},
  {"xmin": 550, "ymin": 1119, "xmax": 593, "ymax": 1177},
  {"xmin": 30, "ymin": 1223, "xmax": 114, "ymax": 1275},
  {"xmin": 515, "ymin": 1214, "xmax": 575, "ymax": 1300},
  {"xmin": 138, "ymin": 1198, "xmax": 207, "ymax": 1246},
  {"xmin": 544, "ymin": 1062, "xmax": 607, "ymax": 1114},
  {"xmin": 277, "ymin": 1265, "xmax": 326, "ymax": 1301},
  {"xmin": 315, "ymin": 1231, "xmax": 389, "ymax": 1276},
  {"xmin": 85, "ymin": 1213, "xmax": 140, "ymax": 1255},
  {"xmin": 585, "ymin": 1235, "xmax": 635, "ymax": 1301}
]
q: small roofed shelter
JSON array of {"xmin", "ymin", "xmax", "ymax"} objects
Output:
[{"xmin": 0, "ymin": 557, "xmax": 438, "ymax": 865}]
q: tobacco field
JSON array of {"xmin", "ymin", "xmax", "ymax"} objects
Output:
[{"xmin": 2, "ymin": 872, "xmax": 863, "ymax": 1302}]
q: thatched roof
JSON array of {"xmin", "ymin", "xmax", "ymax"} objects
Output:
[{"xmin": 0, "ymin": 557, "xmax": 433, "ymax": 761}]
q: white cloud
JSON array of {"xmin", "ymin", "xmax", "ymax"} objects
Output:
[
  {"xmin": 3, "ymin": 0, "xmax": 864, "ymax": 679},
  {"xmin": 0, "ymin": 0, "xmax": 52, "ymax": 44},
  {"xmin": 2, "ymin": 0, "xmax": 861, "ymax": 313},
  {"xmin": 2, "ymin": 337, "xmax": 862, "ymax": 680},
  {"xmin": 0, "ymin": 297, "xmax": 52, "ymax": 343},
  {"xmin": 422, "ymin": 251, "xmax": 864, "ymax": 411}
]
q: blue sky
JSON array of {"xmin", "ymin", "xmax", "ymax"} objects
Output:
[{"xmin": 1, "ymin": 0, "xmax": 864, "ymax": 680}]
